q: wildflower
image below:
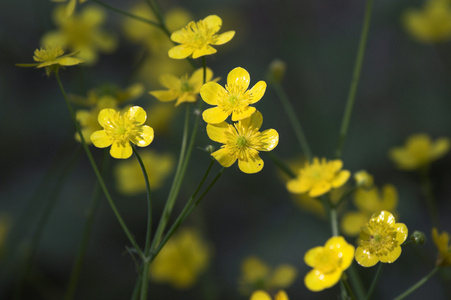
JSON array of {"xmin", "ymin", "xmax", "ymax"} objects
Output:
[
  {"xmin": 304, "ymin": 236, "xmax": 355, "ymax": 292},
  {"xmin": 403, "ymin": 0, "xmax": 451, "ymax": 43},
  {"xmin": 168, "ymin": 15, "xmax": 235, "ymax": 59},
  {"xmin": 286, "ymin": 158, "xmax": 350, "ymax": 198},
  {"xmin": 355, "ymin": 210, "xmax": 408, "ymax": 267},
  {"xmin": 90, "ymin": 106, "xmax": 154, "ymax": 159},
  {"xmin": 150, "ymin": 68, "xmax": 215, "ymax": 106},
  {"xmin": 354, "ymin": 170, "xmax": 374, "ymax": 189},
  {"xmin": 51, "ymin": 0, "xmax": 87, "ymax": 16},
  {"xmin": 41, "ymin": 5, "xmax": 117, "ymax": 64},
  {"xmin": 389, "ymin": 133, "xmax": 450, "ymax": 170},
  {"xmin": 114, "ymin": 150, "xmax": 175, "ymax": 195},
  {"xmin": 16, "ymin": 45, "xmax": 83, "ymax": 76},
  {"xmin": 206, "ymin": 111, "xmax": 279, "ymax": 174},
  {"xmin": 432, "ymin": 228, "xmax": 451, "ymax": 266},
  {"xmin": 341, "ymin": 184, "xmax": 398, "ymax": 236},
  {"xmin": 201, "ymin": 67, "xmax": 266, "ymax": 124},
  {"xmin": 149, "ymin": 228, "xmax": 211, "ymax": 289},
  {"xmin": 250, "ymin": 290, "xmax": 289, "ymax": 300}
]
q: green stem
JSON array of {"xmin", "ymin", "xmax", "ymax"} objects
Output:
[
  {"xmin": 347, "ymin": 265, "xmax": 366, "ymax": 300},
  {"xmin": 330, "ymin": 207, "xmax": 339, "ymax": 236},
  {"xmin": 272, "ymin": 82, "xmax": 312, "ymax": 161},
  {"xmin": 341, "ymin": 278, "xmax": 356, "ymax": 300},
  {"xmin": 140, "ymin": 257, "xmax": 150, "ymax": 300},
  {"xmin": 55, "ymin": 72, "xmax": 143, "ymax": 259},
  {"xmin": 145, "ymin": 0, "xmax": 171, "ymax": 37},
  {"xmin": 265, "ymin": 152, "xmax": 297, "ymax": 178},
  {"xmin": 419, "ymin": 167, "xmax": 440, "ymax": 228},
  {"xmin": 393, "ymin": 267, "xmax": 440, "ymax": 300},
  {"xmin": 365, "ymin": 263, "xmax": 384, "ymax": 300},
  {"xmin": 335, "ymin": 0, "xmax": 373, "ymax": 159}
]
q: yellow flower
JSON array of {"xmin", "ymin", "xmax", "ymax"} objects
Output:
[
  {"xmin": 16, "ymin": 45, "xmax": 83, "ymax": 76},
  {"xmin": 201, "ymin": 67, "xmax": 266, "ymax": 124},
  {"xmin": 41, "ymin": 5, "xmax": 117, "ymax": 64},
  {"xmin": 250, "ymin": 290, "xmax": 289, "ymax": 300},
  {"xmin": 90, "ymin": 106, "xmax": 154, "ymax": 159},
  {"xmin": 70, "ymin": 83, "xmax": 144, "ymax": 107},
  {"xmin": 149, "ymin": 228, "xmax": 211, "ymax": 289},
  {"xmin": 355, "ymin": 210, "xmax": 408, "ymax": 267},
  {"xmin": 354, "ymin": 170, "xmax": 374, "ymax": 189},
  {"xmin": 114, "ymin": 150, "xmax": 174, "ymax": 195},
  {"xmin": 389, "ymin": 133, "xmax": 450, "ymax": 170},
  {"xmin": 432, "ymin": 228, "xmax": 451, "ymax": 266},
  {"xmin": 286, "ymin": 158, "xmax": 350, "ymax": 198},
  {"xmin": 304, "ymin": 236, "xmax": 355, "ymax": 292},
  {"xmin": 150, "ymin": 68, "xmax": 215, "ymax": 106},
  {"xmin": 206, "ymin": 111, "xmax": 279, "ymax": 174},
  {"xmin": 341, "ymin": 184, "xmax": 398, "ymax": 236},
  {"xmin": 51, "ymin": 0, "xmax": 87, "ymax": 16},
  {"xmin": 168, "ymin": 15, "xmax": 235, "ymax": 59},
  {"xmin": 403, "ymin": 0, "xmax": 451, "ymax": 43}
]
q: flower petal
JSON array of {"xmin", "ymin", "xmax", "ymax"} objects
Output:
[
  {"xmin": 331, "ymin": 170, "xmax": 350, "ymax": 188},
  {"xmin": 128, "ymin": 106, "xmax": 147, "ymax": 125},
  {"xmin": 355, "ymin": 246, "xmax": 379, "ymax": 267},
  {"xmin": 192, "ymin": 45, "xmax": 217, "ymax": 59},
  {"xmin": 231, "ymin": 106, "xmax": 256, "ymax": 122},
  {"xmin": 149, "ymin": 90, "xmax": 178, "ymax": 102},
  {"xmin": 286, "ymin": 178, "xmax": 311, "ymax": 194},
  {"xmin": 341, "ymin": 212, "xmax": 368, "ymax": 236},
  {"xmin": 98, "ymin": 108, "xmax": 117, "ymax": 128},
  {"xmin": 304, "ymin": 268, "xmax": 341, "ymax": 292},
  {"xmin": 168, "ymin": 45, "xmax": 193, "ymax": 59},
  {"xmin": 159, "ymin": 74, "xmax": 180, "ymax": 90},
  {"xmin": 200, "ymin": 82, "xmax": 225, "ymax": 105},
  {"xmin": 203, "ymin": 15, "xmax": 222, "ymax": 33},
  {"xmin": 57, "ymin": 56, "xmax": 84, "ymax": 66},
  {"xmin": 189, "ymin": 68, "xmax": 213, "ymax": 91},
  {"xmin": 227, "ymin": 67, "xmax": 250, "ymax": 91},
  {"xmin": 248, "ymin": 81, "xmax": 266, "ymax": 104},
  {"xmin": 110, "ymin": 142, "xmax": 133, "ymax": 159},
  {"xmin": 304, "ymin": 246, "xmax": 323, "ymax": 268},
  {"xmin": 202, "ymin": 107, "xmax": 229, "ymax": 124},
  {"xmin": 238, "ymin": 156, "xmax": 264, "ymax": 174},
  {"xmin": 379, "ymin": 245, "xmax": 401, "ymax": 263},
  {"xmin": 212, "ymin": 31, "xmax": 235, "ymax": 45},
  {"xmin": 395, "ymin": 223, "xmax": 408, "ymax": 244},
  {"xmin": 90, "ymin": 130, "xmax": 112, "ymax": 148},
  {"xmin": 206, "ymin": 122, "xmax": 229, "ymax": 144},
  {"xmin": 240, "ymin": 110, "xmax": 263, "ymax": 130},
  {"xmin": 211, "ymin": 148, "xmax": 236, "ymax": 167},
  {"xmin": 259, "ymin": 129, "xmax": 279, "ymax": 151},
  {"xmin": 309, "ymin": 181, "xmax": 331, "ymax": 198},
  {"xmin": 250, "ymin": 290, "xmax": 271, "ymax": 300},
  {"xmin": 170, "ymin": 29, "xmax": 186, "ymax": 43},
  {"xmin": 132, "ymin": 126, "xmax": 154, "ymax": 147}
]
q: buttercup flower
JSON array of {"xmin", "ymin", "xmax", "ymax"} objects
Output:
[
  {"xmin": 206, "ymin": 111, "xmax": 278, "ymax": 174},
  {"xmin": 90, "ymin": 106, "xmax": 154, "ymax": 159},
  {"xmin": 51, "ymin": 0, "xmax": 87, "ymax": 16},
  {"xmin": 389, "ymin": 133, "xmax": 450, "ymax": 170},
  {"xmin": 168, "ymin": 15, "xmax": 235, "ymax": 59},
  {"xmin": 286, "ymin": 158, "xmax": 350, "ymax": 198},
  {"xmin": 201, "ymin": 67, "xmax": 266, "ymax": 124},
  {"xmin": 250, "ymin": 290, "xmax": 289, "ymax": 300},
  {"xmin": 149, "ymin": 228, "xmax": 211, "ymax": 289},
  {"xmin": 403, "ymin": 0, "xmax": 451, "ymax": 43},
  {"xmin": 150, "ymin": 68, "xmax": 215, "ymax": 106},
  {"xmin": 355, "ymin": 210, "xmax": 408, "ymax": 267},
  {"xmin": 432, "ymin": 228, "xmax": 451, "ymax": 266},
  {"xmin": 16, "ymin": 45, "xmax": 83, "ymax": 76},
  {"xmin": 304, "ymin": 236, "xmax": 355, "ymax": 292}
]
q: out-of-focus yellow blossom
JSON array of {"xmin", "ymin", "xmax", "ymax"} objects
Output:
[
  {"xmin": 144, "ymin": 103, "xmax": 176, "ymax": 135},
  {"xmin": 341, "ymin": 184, "xmax": 398, "ymax": 236},
  {"xmin": 389, "ymin": 134, "xmax": 450, "ymax": 170},
  {"xmin": 239, "ymin": 256, "xmax": 297, "ymax": 295},
  {"xmin": 114, "ymin": 150, "xmax": 174, "ymax": 195},
  {"xmin": 287, "ymin": 158, "xmax": 350, "ymax": 198},
  {"xmin": 355, "ymin": 210, "xmax": 408, "ymax": 267},
  {"xmin": 250, "ymin": 290, "xmax": 289, "ymax": 300},
  {"xmin": 169, "ymin": 15, "xmax": 235, "ymax": 59},
  {"xmin": 149, "ymin": 228, "xmax": 211, "ymax": 289},
  {"xmin": 90, "ymin": 106, "xmax": 154, "ymax": 159},
  {"xmin": 354, "ymin": 170, "xmax": 374, "ymax": 189},
  {"xmin": 304, "ymin": 236, "xmax": 355, "ymax": 292},
  {"xmin": 16, "ymin": 45, "xmax": 83, "ymax": 76},
  {"xmin": 150, "ymin": 68, "xmax": 215, "ymax": 106},
  {"xmin": 41, "ymin": 5, "xmax": 117, "ymax": 64},
  {"xmin": 432, "ymin": 228, "xmax": 451, "ymax": 266},
  {"xmin": 201, "ymin": 67, "xmax": 266, "ymax": 124},
  {"xmin": 403, "ymin": 0, "xmax": 451, "ymax": 43},
  {"xmin": 70, "ymin": 83, "xmax": 144, "ymax": 107},
  {"xmin": 267, "ymin": 59, "xmax": 287, "ymax": 84},
  {"xmin": 0, "ymin": 215, "xmax": 10, "ymax": 258},
  {"xmin": 292, "ymin": 187, "xmax": 345, "ymax": 218},
  {"xmin": 206, "ymin": 111, "xmax": 279, "ymax": 174},
  {"xmin": 51, "ymin": 0, "xmax": 87, "ymax": 16}
]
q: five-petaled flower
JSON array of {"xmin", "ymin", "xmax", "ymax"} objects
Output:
[
  {"xmin": 206, "ymin": 111, "xmax": 278, "ymax": 174},
  {"xmin": 355, "ymin": 210, "xmax": 408, "ymax": 267},
  {"xmin": 168, "ymin": 15, "xmax": 235, "ymax": 59},
  {"xmin": 201, "ymin": 67, "xmax": 266, "ymax": 124},
  {"xmin": 250, "ymin": 290, "xmax": 289, "ymax": 300},
  {"xmin": 90, "ymin": 106, "xmax": 154, "ymax": 159},
  {"xmin": 150, "ymin": 68, "xmax": 215, "ymax": 106},
  {"xmin": 286, "ymin": 158, "xmax": 350, "ymax": 198},
  {"xmin": 304, "ymin": 236, "xmax": 355, "ymax": 292},
  {"xmin": 432, "ymin": 227, "xmax": 451, "ymax": 267}
]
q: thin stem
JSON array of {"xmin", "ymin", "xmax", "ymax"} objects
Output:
[
  {"xmin": 272, "ymin": 82, "xmax": 312, "ymax": 160},
  {"xmin": 330, "ymin": 207, "xmax": 339, "ymax": 237},
  {"xmin": 365, "ymin": 263, "xmax": 384, "ymax": 300},
  {"xmin": 347, "ymin": 265, "xmax": 366, "ymax": 300},
  {"xmin": 341, "ymin": 277, "xmax": 356, "ymax": 300},
  {"xmin": 335, "ymin": 0, "xmax": 374, "ymax": 159},
  {"xmin": 393, "ymin": 267, "xmax": 440, "ymax": 300},
  {"xmin": 55, "ymin": 72, "xmax": 143, "ymax": 259},
  {"xmin": 265, "ymin": 152, "xmax": 297, "ymax": 179},
  {"xmin": 145, "ymin": 0, "xmax": 171, "ymax": 37},
  {"xmin": 140, "ymin": 258, "xmax": 150, "ymax": 300},
  {"xmin": 419, "ymin": 167, "xmax": 440, "ymax": 228}
]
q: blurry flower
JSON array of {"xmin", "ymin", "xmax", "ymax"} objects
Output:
[
  {"xmin": 149, "ymin": 228, "xmax": 211, "ymax": 289},
  {"xmin": 150, "ymin": 68, "xmax": 215, "ymax": 106},
  {"xmin": 355, "ymin": 210, "xmax": 408, "ymax": 267},
  {"xmin": 389, "ymin": 133, "xmax": 450, "ymax": 170},
  {"xmin": 267, "ymin": 59, "xmax": 286, "ymax": 83},
  {"xmin": 114, "ymin": 150, "xmax": 174, "ymax": 195},
  {"xmin": 206, "ymin": 111, "xmax": 279, "ymax": 174},
  {"xmin": 354, "ymin": 170, "xmax": 374, "ymax": 189},
  {"xmin": 168, "ymin": 15, "xmax": 235, "ymax": 59},
  {"xmin": 41, "ymin": 5, "xmax": 117, "ymax": 64},
  {"xmin": 250, "ymin": 290, "xmax": 289, "ymax": 300},
  {"xmin": 90, "ymin": 106, "xmax": 154, "ymax": 159},
  {"xmin": 70, "ymin": 83, "xmax": 144, "ymax": 107},
  {"xmin": 432, "ymin": 228, "xmax": 451, "ymax": 266},
  {"xmin": 201, "ymin": 67, "xmax": 266, "ymax": 124},
  {"xmin": 341, "ymin": 184, "xmax": 398, "ymax": 236},
  {"xmin": 16, "ymin": 45, "xmax": 83, "ymax": 76},
  {"xmin": 403, "ymin": 0, "xmax": 451, "ymax": 43},
  {"xmin": 286, "ymin": 158, "xmax": 350, "ymax": 198},
  {"xmin": 144, "ymin": 103, "xmax": 176, "ymax": 135},
  {"xmin": 304, "ymin": 236, "xmax": 355, "ymax": 292},
  {"xmin": 51, "ymin": 0, "xmax": 87, "ymax": 16}
]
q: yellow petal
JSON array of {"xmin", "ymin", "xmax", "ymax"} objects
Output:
[
  {"xmin": 159, "ymin": 74, "xmax": 181, "ymax": 90},
  {"xmin": 341, "ymin": 212, "xmax": 368, "ymax": 236},
  {"xmin": 274, "ymin": 290, "xmax": 289, "ymax": 300},
  {"xmin": 379, "ymin": 245, "xmax": 401, "ymax": 263},
  {"xmin": 331, "ymin": 170, "xmax": 350, "ymax": 188},
  {"xmin": 250, "ymin": 290, "xmax": 271, "ymax": 300},
  {"xmin": 170, "ymin": 29, "xmax": 186, "ymax": 43},
  {"xmin": 81, "ymin": 6, "xmax": 105, "ymax": 27},
  {"xmin": 90, "ymin": 130, "xmax": 112, "ymax": 148},
  {"xmin": 227, "ymin": 67, "xmax": 250, "ymax": 91},
  {"xmin": 189, "ymin": 68, "xmax": 213, "ymax": 91},
  {"xmin": 206, "ymin": 122, "xmax": 229, "ymax": 144},
  {"xmin": 309, "ymin": 182, "xmax": 331, "ymax": 198},
  {"xmin": 202, "ymin": 107, "xmax": 229, "ymax": 124},
  {"xmin": 240, "ymin": 110, "xmax": 263, "ymax": 130},
  {"xmin": 192, "ymin": 45, "xmax": 217, "ymax": 59},
  {"xmin": 381, "ymin": 184, "xmax": 398, "ymax": 211},
  {"xmin": 355, "ymin": 246, "xmax": 379, "ymax": 267},
  {"xmin": 238, "ymin": 156, "xmax": 264, "ymax": 174},
  {"xmin": 168, "ymin": 45, "xmax": 193, "ymax": 59},
  {"xmin": 431, "ymin": 137, "xmax": 450, "ymax": 159},
  {"xmin": 232, "ymin": 106, "xmax": 256, "ymax": 122},
  {"xmin": 248, "ymin": 81, "xmax": 266, "ymax": 104},
  {"xmin": 304, "ymin": 268, "xmax": 342, "ymax": 292},
  {"xmin": 286, "ymin": 178, "xmax": 311, "ymax": 194},
  {"xmin": 269, "ymin": 265, "xmax": 297, "ymax": 288},
  {"xmin": 203, "ymin": 15, "xmax": 222, "ymax": 33},
  {"xmin": 200, "ymin": 82, "xmax": 225, "ymax": 105},
  {"xmin": 57, "ymin": 56, "xmax": 84, "ymax": 66},
  {"xmin": 128, "ymin": 106, "xmax": 147, "ymax": 125},
  {"xmin": 259, "ymin": 129, "xmax": 279, "ymax": 151},
  {"xmin": 110, "ymin": 142, "xmax": 133, "ymax": 159},
  {"xmin": 97, "ymin": 108, "xmax": 117, "ymax": 128},
  {"xmin": 304, "ymin": 246, "xmax": 323, "ymax": 268},
  {"xmin": 213, "ymin": 31, "xmax": 235, "ymax": 45},
  {"xmin": 149, "ymin": 90, "xmax": 177, "ymax": 102},
  {"xmin": 66, "ymin": 0, "xmax": 76, "ymax": 16},
  {"xmin": 132, "ymin": 126, "xmax": 154, "ymax": 147},
  {"xmin": 395, "ymin": 223, "xmax": 408, "ymax": 244},
  {"xmin": 211, "ymin": 148, "xmax": 237, "ymax": 167}
]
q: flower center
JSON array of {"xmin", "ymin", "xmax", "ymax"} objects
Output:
[
  {"xmin": 33, "ymin": 46, "xmax": 64, "ymax": 62},
  {"xmin": 236, "ymin": 136, "xmax": 247, "ymax": 148},
  {"xmin": 104, "ymin": 112, "xmax": 140, "ymax": 146},
  {"xmin": 361, "ymin": 220, "xmax": 398, "ymax": 257},
  {"xmin": 316, "ymin": 250, "xmax": 339, "ymax": 274},
  {"xmin": 180, "ymin": 80, "xmax": 192, "ymax": 93},
  {"xmin": 228, "ymin": 95, "xmax": 238, "ymax": 105}
]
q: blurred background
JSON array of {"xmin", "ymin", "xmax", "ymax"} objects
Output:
[{"xmin": 1, "ymin": 0, "xmax": 451, "ymax": 299}]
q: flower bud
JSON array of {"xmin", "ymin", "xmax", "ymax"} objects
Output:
[
  {"xmin": 267, "ymin": 59, "xmax": 286, "ymax": 83},
  {"xmin": 205, "ymin": 145, "xmax": 215, "ymax": 153},
  {"xmin": 410, "ymin": 231, "xmax": 426, "ymax": 245},
  {"xmin": 354, "ymin": 170, "xmax": 374, "ymax": 189}
]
